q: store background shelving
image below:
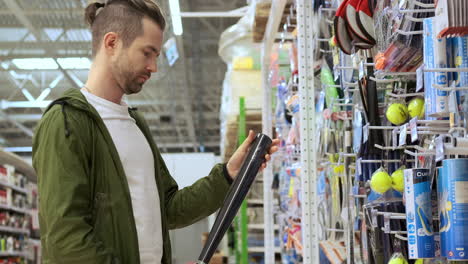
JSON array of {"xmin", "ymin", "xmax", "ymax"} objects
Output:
[{"xmin": 0, "ymin": 149, "xmax": 39, "ymax": 264}]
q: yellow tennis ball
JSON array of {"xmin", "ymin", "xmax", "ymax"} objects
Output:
[
  {"xmin": 391, "ymin": 169, "xmax": 405, "ymax": 192},
  {"xmin": 408, "ymin": 97, "xmax": 425, "ymax": 119},
  {"xmin": 388, "ymin": 257, "xmax": 409, "ymax": 264},
  {"xmin": 415, "ymin": 259, "xmax": 424, "ymax": 264},
  {"xmin": 386, "ymin": 103, "xmax": 409, "ymax": 125},
  {"xmin": 370, "ymin": 170, "xmax": 392, "ymax": 194}
]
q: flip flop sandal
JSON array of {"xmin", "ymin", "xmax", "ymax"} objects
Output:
[
  {"xmin": 334, "ymin": 0, "xmax": 356, "ymax": 55},
  {"xmin": 356, "ymin": 0, "xmax": 377, "ymax": 44},
  {"xmin": 346, "ymin": 0, "xmax": 376, "ymax": 45}
]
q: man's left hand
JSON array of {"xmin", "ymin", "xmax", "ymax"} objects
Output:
[{"xmin": 226, "ymin": 130, "xmax": 281, "ymax": 180}]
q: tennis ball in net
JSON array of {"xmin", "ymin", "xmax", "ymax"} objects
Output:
[
  {"xmin": 391, "ymin": 169, "xmax": 405, "ymax": 192},
  {"xmin": 370, "ymin": 170, "xmax": 392, "ymax": 194},
  {"xmin": 386, "ymin": 103, "xmax": 409, "ymax": 125},
  {"xmin": 408, "ymin": 97, "xmax": 425, "ymax": 119}
]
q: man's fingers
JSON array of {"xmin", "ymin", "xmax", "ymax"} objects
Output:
[
  {"xmin": 239, "ymin": 130, "xmax": 256, "ymax": 151},
  {"xmin": 268, "ymin": 146, "xmax": 279, "ymax": 155}
]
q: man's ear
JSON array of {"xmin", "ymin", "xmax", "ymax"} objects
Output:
[{"xmin": 103, "ymin": 32, "xmax": 120, "ymax": 56}]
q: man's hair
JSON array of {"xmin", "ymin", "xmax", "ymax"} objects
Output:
[{"xmin": 84, "ymin": 0, "xmax": 166, "ymax": 57}]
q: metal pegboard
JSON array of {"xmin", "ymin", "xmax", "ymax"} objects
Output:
[{"xmin": 297, "ymin": 0, "xmax": 319, "ymax": 262}]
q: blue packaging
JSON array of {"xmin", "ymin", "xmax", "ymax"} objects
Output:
[
  {"xmin": 424, "ymin": 18, "xmax": 436, "ymax": 120},
  {"xmin": 404, "ymin": 168, "xmax": 435, "ymax": 259},
  {"xmin": 433, "ymin": 29, "xmax": 449, "ymax": 115},
  {"xmin": 452, "ymin": 36, "xmax": 468, "ymax": 114},
  {"xmin": 441, "ymin": 159, "xmax": 468, "ymax": 260},
  {"xmin": 437, "ymin": 166, "xmax": 447, "ymax": 257}
]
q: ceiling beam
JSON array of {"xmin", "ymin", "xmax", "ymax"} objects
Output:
[
  {"xmin": 0, "ymin": 110, "xmax": 33, "ymax": 137},
  {"xmin": 0, "ymin": 41, "xmax": 90, "ymax": 50}
]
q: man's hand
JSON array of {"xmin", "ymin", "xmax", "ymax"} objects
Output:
[{"xmin": 226, "ymin": 130, "xmax": 281, "ymax": 180}]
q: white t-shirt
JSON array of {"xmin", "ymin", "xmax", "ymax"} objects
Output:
[{"xmin": 81, "ymin": 89, "xmax": 163, "ymax": 264}]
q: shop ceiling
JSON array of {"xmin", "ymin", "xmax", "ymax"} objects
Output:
[{"xmin": 0, "ymin": 0, "xmax": 247, "ymax": 155}]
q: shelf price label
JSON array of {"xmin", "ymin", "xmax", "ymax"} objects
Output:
[
  {"xmin": 436, "ymin": 136, "xmax": 444, "ymax": 162},
  {"xmin": 363, "ymin": 123, "xmax": 369, "ymax": 144},
  {"xmin": 410, "ymin": 117, "xmax": 418, "ymax": 143},
  {"xmin": 399, "ymin": 124, "xmax": 407, "ymax": 147},
  {"xmin": 416, "ymin": 64, "xmax": 424, "ymax": 92}
]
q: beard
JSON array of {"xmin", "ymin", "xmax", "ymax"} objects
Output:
[{"xmin": 111, "ymin": 52, "xmax": 144, "ymax": 95}]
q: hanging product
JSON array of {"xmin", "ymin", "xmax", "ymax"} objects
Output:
[
  {"xmin": 404, "ymin": 168, "xmax": 435, "ymax": 259},
  {"xmin": 435, "ymin": 0, "xmax": 468, "ymax": 38},
  {"xmin": 439, "ymin": 159, "xmax": 468, "ymax": 261}
]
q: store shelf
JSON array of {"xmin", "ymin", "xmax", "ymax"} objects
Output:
[
  {"xmin": 0, "ymin": 251, "xmax": 26, "ymax": 257},
  {"xmin": 0, "ymin": 203, "xmax": 29, "ymax": 215},
  {"xmin": 248, "ymin": 247, "xmax": 282, "ymax": 254},
  {"xmin": 0, "ymin": 225, "xmax": 30, "ymax": 235},
  {"xmin": 247, "ymin": 199, "xmax": 263, "ymax": 205},
  {"xmin": 0, "ymin": 150, "xmax": 36, "ymax": 183},
  {"xmin": 248, "ymin": 224, "xmax": 280, "ymax": 230},
  {"xmin": 0, "ymin": 181, "xmax": 27, "ymax": 195}
]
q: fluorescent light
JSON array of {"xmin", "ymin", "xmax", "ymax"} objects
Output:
[
  {"xmin": 169, "ymin": 0, "xmax": 183, "ymax": 35},
  {"xmin": 56, "ymin": 57, "xmax": 91, "ymax": 69},
  {"xmin": 12, "ymin": 58, "xmax": 58, "ymax": 70},
  {"xmin": 12, "ymin": 57, "xmax": 91, "ymax": 70},
  {"xmin": 4, "ymin": 147, "xmax": 32, "ymax": 153}
]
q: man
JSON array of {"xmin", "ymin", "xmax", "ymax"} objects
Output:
[{"xmin": 32, "ymin": 0, "xmax": 279, "ymax": 263}]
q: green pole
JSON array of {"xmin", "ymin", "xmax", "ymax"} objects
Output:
[{"xmin": 238, "ymin": 97, "xmax": 249, "ymax": 264}]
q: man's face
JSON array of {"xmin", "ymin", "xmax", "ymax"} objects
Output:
[{"xmin": 111, "ymin": 17, "xmax": 163, "ymax": 95}]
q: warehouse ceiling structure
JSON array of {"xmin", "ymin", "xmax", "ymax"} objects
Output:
[{"xmin": 0, "ymin": 0, "xmax": 248, "ymax": 155}]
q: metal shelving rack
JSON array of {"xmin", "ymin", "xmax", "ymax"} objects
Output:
[
  {"xmin": 260, "ymin": 0, "xmax": 319, "ymax": 262},
  {"xmin": 297, "ymin": 0, "xmax": 319, "ymax": 262}
]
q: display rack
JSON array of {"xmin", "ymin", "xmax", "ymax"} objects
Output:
[
  {"xmin": 307, "ymin": 0, "xmax": 468, "ymax": 263},
  {"xmin": 259, "ymin": 0, "xmax": 320, "ymax": 262},
  {"xmin": 0, "ymin": 149, "xmax": 39, "ymax": 264}
]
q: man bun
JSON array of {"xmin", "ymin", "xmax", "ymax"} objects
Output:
[{"xmin": 84, "ymin": 2, "xmax": 106, "ymax": 26}]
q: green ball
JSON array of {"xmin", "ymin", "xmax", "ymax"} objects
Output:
[
  {"xmin": 391, "ymin": 169, "xmax": 405, "ymax": 192},
  {"xmin": 415, "ymin": 259, "xmax": 424, "ymax": 264},
  {"xmin": 386, "ymin": 103, "xmax": 409, "ymax": 125},
  {"xmin": 408, "ymin": 97, "xmax": 425, "ymax": 119},
  {"xmin": 370, "ymin": 170, "xmax": 392, "ymax": 194},
  {"xmin": 388, "ymin": 257, "xmax": 408, "ymax": 264}
]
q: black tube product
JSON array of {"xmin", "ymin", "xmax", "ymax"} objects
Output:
[{"xmin": 196, "ymin": 133, "xmax": 272, "ymax": 264}]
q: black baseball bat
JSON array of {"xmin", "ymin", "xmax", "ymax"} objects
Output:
[{"xmin": 196, "ymin": 133, "xmax": 272, "ymax": 264}]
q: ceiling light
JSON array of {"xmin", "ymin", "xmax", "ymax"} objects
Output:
[{"xmin": 169, "ymin": 0, "xmax": 183, "ymax": 35}]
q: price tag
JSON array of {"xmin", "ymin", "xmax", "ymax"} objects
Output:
[
  {"xmin": 345, "ymin": 131, "xmax": 352, "ymax": 148},
  {"xmin": 371, "ymin": 209, "xmax": 378, "ymax": 228},
  {"xmin": 363, "ymin": 123, "xmax": 369, "ymax": 143},
  {"xmin": 399, "ymin": 124, "xmax": 408, "ymax": 146},
  {"xmin": 359, "ymin": 60, "xmax": 365, "ymax": 79},
  {"xmin": 357, "ymin": 158, "xmax": 362, "ymax": 176},
  {"xmin": 416, "ymin": 64, "xmax": 424, "ymax": 92},
  {"xmin": 410, "ymin": 117, "xmax": 418, "ymax": 143},
  {"xmin": 436, "ymin": 136, "xmax": 444, "ymax": 162},
  {"xmin": 384, "ymin": 213, "xmax": 391, "ymax": 233},
  {"xmin": 393, "ymin": 128, "xmax": 399, "ymax": 148}
]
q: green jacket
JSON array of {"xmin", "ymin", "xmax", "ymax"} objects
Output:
[{"xmin": 32, "ymin": 89, "xmax": 231, "ymax": 264}]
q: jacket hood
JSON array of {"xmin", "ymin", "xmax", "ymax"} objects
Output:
[
  {"xmin": 45, "ymin": 88, "xmax": 97, "ymax": 115},
  {"xmin": 44, "ymin": 88, "xmax": 112, "ymax": 138}
]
